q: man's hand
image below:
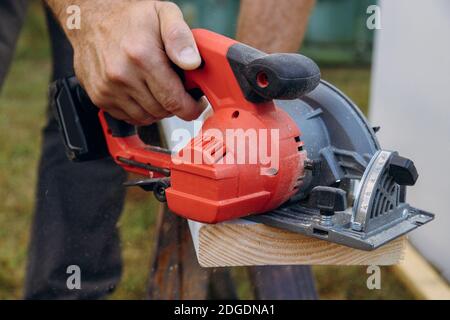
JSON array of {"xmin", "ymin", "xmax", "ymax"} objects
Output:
[{"xmin": 46, "ymin": 0, "xmax": 204, "ymax": 125}]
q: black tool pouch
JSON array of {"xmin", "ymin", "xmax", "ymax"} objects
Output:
[{"xmin": 50, "ymin": 76, "xmax": 109, "ymax": 162}]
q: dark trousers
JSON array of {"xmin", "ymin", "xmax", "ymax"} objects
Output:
[
  {"xmin": 0, "ymin": 0, "xmax": 29, "ymax": 87},
  {"xmin": 23, "ymin": 6, "xmax": 127, "ymax": 299}
]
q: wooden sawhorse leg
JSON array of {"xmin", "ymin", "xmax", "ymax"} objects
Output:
[{"xmin": 147, "ymin": 204, "xmax": 318, "ymax": 300}]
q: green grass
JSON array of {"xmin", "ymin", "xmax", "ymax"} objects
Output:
[{"xmin": 0, "ymin": 2, "xmax": 414, "ymax": 300}]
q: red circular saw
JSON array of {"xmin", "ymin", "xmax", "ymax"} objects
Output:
[{"xmin": 51, "ymin": 29, "xmax": 434, "ymax": 250}]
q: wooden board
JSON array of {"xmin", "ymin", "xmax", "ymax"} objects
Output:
[
  {"xmin": 393, "ymin": 242, "xmax": 450, "ymax": 300},
  {"xmin": 160, "ymin": 114, "xmax": 405, "ymax": 269},
  {"xmin": 189, "ymin": 220, "xmax": 406, "ymax": 267}
]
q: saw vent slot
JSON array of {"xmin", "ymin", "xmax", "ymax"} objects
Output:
[
  {"xmin": 293, "ymin": 136, "xmax": 305, "ymax": 191},
  {"xmin": 294, "ymin": 136, "xmax": 304, "ymax": 152},
  {"xmin": 369, "ymin": 167, "xmax": 400, "ymax": 220},
  {"xmin": 201, "ymin": 136, "xmax": 227, "ymax": 164}
]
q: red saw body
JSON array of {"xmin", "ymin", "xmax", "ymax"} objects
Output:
[
  {"xmin": 54, "ymin": 29, "xmax": 321, "ymax": 223},
  {"xmin": 99, "ymin": 29, "xmax": 318, "ymax": 223}
]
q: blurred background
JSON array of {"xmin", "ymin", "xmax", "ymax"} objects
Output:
[{"xmin": 0, "ymin": 0, "xmax": 448, "ymax": 299}]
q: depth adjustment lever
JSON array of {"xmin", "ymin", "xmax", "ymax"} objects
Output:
[{"xmin": 309, "ymin": 186, "xmax": 347, "ymax": 226}]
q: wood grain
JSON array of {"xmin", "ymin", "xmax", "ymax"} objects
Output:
[{"xmin": 189, "ymin": 220, "xmax": 406, "ymax": 267}]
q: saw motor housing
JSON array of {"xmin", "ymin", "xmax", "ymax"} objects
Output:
[{"xmin": 54, "ymin": 29, "xmax": 320, "ymax": 223}]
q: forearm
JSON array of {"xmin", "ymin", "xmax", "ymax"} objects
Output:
[
  {"xmin": 44, "ymin": 0, "xmax": 135, "ymax": 41},
  {"xmin": 236, "ymin": 0, "xmax": 315, "ymax": 53}
]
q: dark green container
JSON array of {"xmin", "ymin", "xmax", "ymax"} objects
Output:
[
  {"xmin": 174, "ymin": 0, "xmax": 375, "ymax": 65},
  {"xmin": 173, "ymin": 0, "xmax": 240, "ymax": 37},
  {"xmin": 302, "ymin": 0, "xmax": 376, "ymax": 64}
]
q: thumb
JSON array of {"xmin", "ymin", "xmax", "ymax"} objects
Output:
[{"xmin": 157, "ymin": 2, "xmax": 201, "ymax": 70}]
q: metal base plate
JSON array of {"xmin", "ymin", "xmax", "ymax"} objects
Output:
[{"xmin": 247, "ymin": 204, "xmax": 434, "ymax": 251}]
